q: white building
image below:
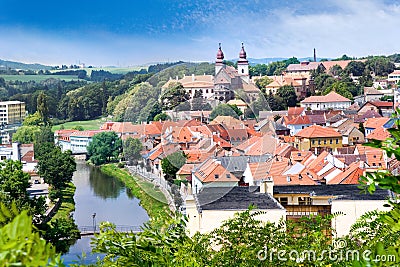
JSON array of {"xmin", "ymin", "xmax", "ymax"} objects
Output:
[{"xmin": 300, "ymin": 92, "xmax": 351, "ymax": 110}]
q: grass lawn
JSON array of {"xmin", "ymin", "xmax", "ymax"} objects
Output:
[
  {"xmin": 52, "ymin": 117, "xmax": 108, "ymax": 131},
  {"xmin": 0, "ymin": 74, "xmax": 84, "ymax": 82},
  {"xmin": 100, "ymin": 164, "xmax": 171, "ymax": 222}
]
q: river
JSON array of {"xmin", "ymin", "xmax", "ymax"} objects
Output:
[{"xmin": 62, "ymin": 162, "xmax": 149, "ymax": 265}]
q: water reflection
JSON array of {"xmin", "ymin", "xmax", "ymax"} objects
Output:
[
  {"xmin": 63, "ymin": 162, "xmax": 149, "ymax": 265},
  {"xmin": 88, "ymin": 166, "xmax": 125, "ymax": 199}
]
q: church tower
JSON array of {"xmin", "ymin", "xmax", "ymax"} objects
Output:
[
  {"xmin": 237, "ymin": 43, "xmax": 249, "ymax": 83},
  {"xmin": 215, "ymin": 43, "xmax": 225, "ymax": 75}
]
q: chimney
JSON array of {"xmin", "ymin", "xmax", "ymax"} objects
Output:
[
  {"xmin": 260, "ymin": 177, "xmax": 274, "ymax": 195},
  {"xmin": 313, "ymin": 48, "xmax": 317, "ymax": 62},
  {"xmin": 176, "ymin": 76, "xmax": 179, "ymax": 80}
]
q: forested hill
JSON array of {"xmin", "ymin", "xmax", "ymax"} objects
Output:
[{"xmin": 0, "ymin": 59, "xmax": 52, "ymax": 71}]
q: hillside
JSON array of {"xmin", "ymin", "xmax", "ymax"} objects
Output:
[{"xmin": 0, "ymin": 59, "xmax": 52, "ymax": 71}]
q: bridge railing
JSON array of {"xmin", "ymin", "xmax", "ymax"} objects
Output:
[{"xmin": 78, "ymin": 225, "xmax": 142, "ymax": 235}]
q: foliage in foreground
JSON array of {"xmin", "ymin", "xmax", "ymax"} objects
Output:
[{"xmin": 0, "ymin": 210, "xmax": 62, "ymax": 266}]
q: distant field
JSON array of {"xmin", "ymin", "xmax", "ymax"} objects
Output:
[
  {"xmin": 52, "ymin": 118, "xmax": 108, "ymax": 131},
  {"xmin": 49, "ymin": 66, "xmax": 148, "ymax": 76},
  {"xmin": 0, "ymin": 75, "xmax": 84, "ymax": 82}
]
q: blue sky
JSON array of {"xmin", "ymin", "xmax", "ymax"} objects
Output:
[{"xmin": 1, "ymin": 0, "xmax": 400, "ymax": 66}]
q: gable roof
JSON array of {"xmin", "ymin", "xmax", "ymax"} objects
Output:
[
  {"xmin": 194, "ymin": 158, "xmax": 239, "ymax": 183},
  {"xmin": 327, "ymin": 161, "xmax": 364, "ymax": 185},
  {"xmin": 364, "ymin": 117, "xmax": 390, "ymax": 129},
  {"xmin": 366, "ymin": 127, "xmax": 391, "ymax": 141},
  {"xmin": 301, "ymin": 92, "xmax": 351, "ymax": 103},
  {"xmin": 287, "ymin": 115, "xmax": 311, "ymax": 125},
  {"xmin": 197, "ymin": 186, "xmax": 283, "ymax": 211},
  {"xmin": 295, "ymin": 125, "xmax": 341, "ymax": 138},
  {"xmin": 287, "ymin": 62, "xmax": 323, "ymax": 72}
]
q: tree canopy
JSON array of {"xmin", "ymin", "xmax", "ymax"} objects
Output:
[
  {"xmin": 210, "ymin": 104, "xmax": 239, "ymax": 120},
  {"xmin": 161, "ymin": 151, "xmax": 187, "ymax": 181},
  {"xmin": 87, "ymin": 131, "xmax": 122, "ymax": 165}
]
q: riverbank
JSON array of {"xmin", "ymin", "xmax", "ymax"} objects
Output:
[
  {"xmin": 49, "ymin": 182, "xmax": 76, "ymax": 221},
  {"xmin": 100, "ymin": 164, "xmax": 171, "ymax": 222}
]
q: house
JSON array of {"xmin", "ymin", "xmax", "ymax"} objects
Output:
[
  {"xmin": 321, "ymin": 60, "xmax": 360, "ymax": 74},
  {"xmin": 185, "ymin": 185, "xmax": 285, "ymax": 235},
  {"xmin": 226, "ymin": 99, "xmax": 248, "ymax": 114},
  {"xmin": 286, "ymin": 61, "xmax": 325, "ymax": 76},
  {"xmin": 294, "ymin": 125, "xmax": 342, "ymax": 153},
  {"xmin": 162, "ymin": 74, "xmax": 215, "ymax": 100},
  {"xmin": 363, "ymin": 117, "xmax": 390, "ymax": 135},
  {"xmin": 285, "ymin": 115, "xmax": 312, "ymax": 136},
  {"xmin": 354, "ymin": 144, "xmax": 387, "ymax": 169},
  {"xmin": 273, "ymin": 184, "xmax": 392, "ymax": 237},
  {"xmin": 69, "ymin": 130, "xmax": 107, "ymax": 154},
  {"xmin": 388, "ymin": 70, "xmax": 400, "ymax": 85},
  {"xmin": 341, "ymin": 126, "xmax": 365, "ymax": 146},
  {"xmin": 363, "ymin": 87, "xmax": 384, "ymax": 103},
  {"xmin": 366, "ymin": 127, "xmax": 391, "ymax": 142},
  {"xmin": 358, "ymin": 101, "xmax": 394, "ymax": 117},
  {"xmin": 300, "ymin": 92, "xmax": 352, "ymax": 110},
  {"xmin": 265, "ymin": 76, "xmax": 309, "ymax": 99},
  {"xmin": 191, "ymin": 158, "xmax": 239, "ymax": 193}
]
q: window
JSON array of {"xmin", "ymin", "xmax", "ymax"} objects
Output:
[
  {"xmin": 226, "ymin": 174, "xmax": 231, "ymax": 179},
  {"xmin": 312, "ymin": 140, "xmax": 315, "ymax": 145},
  {"xmin": 330, "ymin": 139, "xmax": 332, "ymax": 144},
  {"xmin": 0, "ymin": 156, "xmax": 6, "ymax": 160},
  {"xmin": 318, "ymin": 140, "xmax": 321, "ymax": 145},
  {"xmin": 298, "ymin": 197, "xmax": 312, "ymax": 205},
  {"xmin": 214, "ymin": 174, "xmax": 219, "ymax": 179},
  {"xmin": 336, "ymin": 139, "xmax": 339, "ymax": 144},
  {"xmin": 373, "ymin": 163, "xmax": 376, "ymax": 166},
  {"xmin": 242, "ymin": 69, "xmax": 244, "ymax": 73},
  {"xmin": 324, "ymin": 140, "xmax": 327, "ymax": 145},
  {"xmin": 279, "ymin": 197, "xmax": 288, "ymax": 205}
]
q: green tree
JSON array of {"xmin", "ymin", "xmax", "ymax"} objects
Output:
[
  {"xmin": 123, "ymin": 137, "xmax": 143, "ymax": 165},
  {"xmin": 12, "ymin": 125, "xmax": 41, "ymax": 144},
  {"xmin": 161, "ymin": 151, "xmax": 186, "ymax": 181},
  {"xmin": 37, "ymin": 92, "xmax": 50, "ymax": 126},
  {"xmin": 267, "ymin": 92, "xmax": 285, "ymax": 111},
  {"xmin": 191, "ymin": 90, "xmax": 212, "ymax": 111},
  {"xmin": 42, "ymin": 217, "xmax": 80, "ymax": 254},
  {"xmin": 210, "ymin": 104, "xmax": 239, "ymax": 120},
  {"xmin": 323, "ymin": 81, "xmax": 354, "ymax": 100},
  {"xmin": 227, "ymin": 104, "xmax": 243, "ymax": 117},
  {"xmin": 255, "ymin": 76, "xmax": 273, "ymax": 91},
  {"xmin": 87, "ymin": 131, "xmax": 122, "ymax": 165},
  {"xmin": 23, "ymin": 112, "xmax": 42, "ymax": 126},
  {"xmin": 0, "ymin": 210, "xmax": 62, "ymax": 266},
  {"xmin": 37, "ymin": 147, "xmax": 76, "ymax": 195},
  {"xmin": 344, "ymin": 61, "xmax": 365, "ymax": 76},
  {"xmin": 153, "ymin": 113, "xmax": 171, "ymax": 121},
  {"xmin": 277, "ymin": 85, "xmax": 297, "ymax": 108},
  {"xmin": 161, "ymin": 83, "xmax": 190, "ymax": 111}
]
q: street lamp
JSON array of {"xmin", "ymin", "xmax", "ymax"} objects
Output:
[{"xmin": 92, "ymin": 213, "xmax": 96, "ymax": 233}]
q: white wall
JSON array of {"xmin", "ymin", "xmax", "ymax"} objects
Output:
[
  {"xmin": 331, "ymin": 199, "xmax": 391, "ymax": 237},
  {"xmin": 186, "ymin": 204, "xmax": 286, "ymax": 235}
]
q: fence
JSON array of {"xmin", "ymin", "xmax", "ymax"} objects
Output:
[
  {"xmin": 127, "ymin": 165, "xmax": 177, "ymax": 213},
  {"xmin": 78, "ymin": 225, "xmax": 142, "ymax": 236}
]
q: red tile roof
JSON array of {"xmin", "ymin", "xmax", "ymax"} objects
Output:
[
  {"xmin": 301, "ymin": 92, "xmax": 351, "ymax": 103},
  {"xmin": 366, "ymin": 127, "xmax": 391, "ymax": 141},
  {"xmin": 287, "ymin": 115, "xmax": 311, "ymax": 125},
  {"xmin": 295, "ymin": 125, "xmax": 341, "ymax": 138},
  {"xmin": 363, "ymin": 117, "xmax": 390, "ymax": 129}
]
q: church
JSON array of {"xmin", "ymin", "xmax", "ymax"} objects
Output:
[{"xmin": 162, "ymin": 43, "xmax": 260, "ymax": 105}]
